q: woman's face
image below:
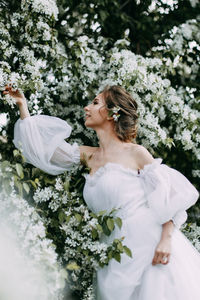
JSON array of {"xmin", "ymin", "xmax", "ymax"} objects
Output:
[{"xmin": 84, "ymin": 93, "xmax": 109, "ymax": 129}]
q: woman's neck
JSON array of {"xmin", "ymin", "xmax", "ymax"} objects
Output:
[{"xmin": 95, "ymin": 127, "xmax": 126, "ymax": 155}]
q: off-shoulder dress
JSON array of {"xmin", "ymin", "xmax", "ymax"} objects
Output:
[{"xmin": 13, "ymin": 115, "xmax": 200, "ymax": 300}]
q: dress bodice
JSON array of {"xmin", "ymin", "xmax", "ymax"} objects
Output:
[{"xmin": 83, "ymin": 162, "xmax": 149, "ymax": 218}]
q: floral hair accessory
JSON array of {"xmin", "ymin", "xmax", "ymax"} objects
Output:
[{"xmin": 108, "ymin": 105, "xmax": 121, "ymax": 122}]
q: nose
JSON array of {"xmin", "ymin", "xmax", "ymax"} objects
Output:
[{"xmin": 84, "ymin": 105, "xmax": 89, "ymax": 112}]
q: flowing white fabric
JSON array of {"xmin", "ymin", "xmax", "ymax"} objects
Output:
[
  {"xmin": 13, "ymin": 115, "xmax": 80, "ymax": 175},
  {"xmin": 139, "ymin": 161, "xmax": 198, "ymax": 228},
  {"xmin": 13, "ymin": 114, "xmax": 200, "ymax": 300},
  {"xmin": 83, "ymin": 161, "xmax": 199, "ymax": 300}
]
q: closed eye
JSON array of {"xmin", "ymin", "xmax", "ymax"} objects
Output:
[{"xmin": 92, "ymin": 97, "xmax": 99, "ymax": 105}]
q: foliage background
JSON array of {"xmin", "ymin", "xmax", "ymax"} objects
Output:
[{"xmin": 0, "ymin": 0, "xmax": 199, "ymax": 299}]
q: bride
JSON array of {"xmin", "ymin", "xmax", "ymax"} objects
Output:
[{"xmin": 3, "ymin": 84, "xmax": 200, "ymax": 299}]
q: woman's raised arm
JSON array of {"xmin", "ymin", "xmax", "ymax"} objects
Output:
[
  {"xmin": 3, "ymin": 85, "xmax": 30, "ymax": 119},
  {"xmin": 3, "ymin": 85, "xmax": 83, "ymax": 175}
]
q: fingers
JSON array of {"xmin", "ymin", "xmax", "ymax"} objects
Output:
[
  {"xmin": 4, "ymin": 84, "xmax": 12, "ymax": 90},
  {"xmin": 2, "ymin": 85, "xmax": 11, "ymax": 94},
  {"xmin": 2, "ymin": 91, "xmax": 9, "ymax": 95},
  {"xmin": 152, "ymin": 252, "xmax": 170, "ymax": 265},
  {"xmin": 2, "ymin": 84, "xmax": 16, "ymax": 95},
  {"xmin": 152, "ymin": 252, "xmax": 158, "ymax": 265},
  {"xmin": 2, "ymin": 88, "xmax": 11, "ymax": 95}
]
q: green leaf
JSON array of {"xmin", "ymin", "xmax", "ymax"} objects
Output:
[
  {"xmin": 83, "ymin": 250, "xmax": 89, "ymax": 255},
  {"xmin": 44, "ymin": 177, "xmax": 55, "ymax": 185},
  {"xmin": 115, "ymin": 217, "xmax": 122, "ymax": 229},
  {"xmin": 75, "ymin": 213, "xmax": 82, "ymax": 222},
  {"xmin": 102, "ymin": 222, "xmax": 111, "ymax": 236},
  {"xmin": 108, "ymin": 250, "xmax": 113, "ymax": 259},
  {"xmin": 29, "ymin": 180, "xmax": 37, "ymax": 189},
  {"xmin": 13, "ymin": 149, "xmax": 20, "ymax": 157},
  {"xmin": 63, "ymin": 180, "xmax": 70, "ymax": 191},
  {"xmin": 65, "ymin": 215, "xmax": 71, "ymax": 224},
  {"xmin": 15, "ymin": 163, "xmax": 24, "ymax": 179},
  {"xmin": 117, "ymin": 242, "xmax": 123, "ymax": 252},
  {"xmin": 92, "ymin": 229, "xmax": 98, "ymax": 239},
  {"xmin": 109, "ymin": 208, "xmax": 118, "ymax": 215},
  {"xmin": 107, "ymin": 218, "xmax": 114, "ymax": 232},
  {"xmin": 113, "ymin": 239, "xmax": 119, "ymax": 244},
  {"xmin": 22, "ymin": 182, "xmax": 30, "ymax": 194},
  {"xmin": 98, "ymin": 210, "xmax": 107, "ymax": 216},
  {"xmin": 99, "ymin": 10, "xmax": 108, "ymax": 21},
  {"xmin": 73, "ymin": 177, "xmax": 82, "ymax": 188},
  {"xmin": 114, "ymin": 252, "xmax": 121, "ymax": 263},
  {"xmin": 96, "ymin": 224, "xmax": 103, "ymax": 232},
  {"xmin": 90, "ymin": 212, "xmax": 97, "ymax": 218},
  {"xmin": 123, "ymin": 246, "xmax": 132, "ymax": 258},
  {"xmin": 35, "ymin": 178, "xmax": 39, "ymax": 184},
  {"xmin": 58, "ymin": 211, "xmax": 65, "ymax": 223}
]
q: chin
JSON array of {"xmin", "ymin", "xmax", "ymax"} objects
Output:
[
  {"xmin": 84, "ymin": 120, "xmax": 96, "ymax": 129},
  {"xmin": 84, "ymin": 119, "xmax": 92, "ymax": 128}
]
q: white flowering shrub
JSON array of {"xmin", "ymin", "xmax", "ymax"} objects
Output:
[
  {"xmin": 181, "ymin": 223, "xmax": 200, "ymax": 252},
  {"xmin": 150, "ymin": 18, "xmax": 200, "ymax": 86},
  {"xmin": 0, "ymin": 162, "xmax": 65, "ymax": 299},
  {"xmin": 148, "ymin": 18, "xmax": 200, "ymax": 181},
  {"xmin": 0, "ymin": 1, "xmax": 200, "ymax": 299}
]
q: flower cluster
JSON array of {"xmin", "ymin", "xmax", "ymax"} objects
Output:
[
  {"xmin": 149, "ymin": 18, "xmax": 200, "ymax": 178},
  {"xmin": 108, "ymin": 106, "xmax": 121, "ymax": 122},
  {"xmin": 181, "ymin": 222, "xmax": 200, "ymax": 252},
  {"xmin": 150, "ymin": 19, "xmax": 200, "ymax": 85},
  {"xmin": 21, "ymin": 0, "xmax": 58, "ymax": 20},
  {"xmin": 33, "ymin": 182, "xmax": 67, "ymax": 212},
  {"xmin": 0, "ymin": 164, "xmax": 65, "ymax": 299}
]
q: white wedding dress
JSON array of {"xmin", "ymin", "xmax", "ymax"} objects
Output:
[{"xmin": 13, "ymin": 115, "xmax": 200, "ymax": 300}]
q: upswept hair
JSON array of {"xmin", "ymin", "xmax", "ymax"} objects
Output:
[{"xmin": 101, "ymin": 85, "xmax": 138, "ymax": 142}]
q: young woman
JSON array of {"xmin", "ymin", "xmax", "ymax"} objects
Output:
[{"xmin": 4, "ymin": 84, "xmax": 200, "ymax": 299}]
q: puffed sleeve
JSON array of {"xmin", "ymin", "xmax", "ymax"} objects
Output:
[
  {"xmin": 140, "ymin": 158, "xmax": 199, "ymax": 229},
  {"xmin": 13, "ymin": 115, "xmax": 80, "ymax": 175}
]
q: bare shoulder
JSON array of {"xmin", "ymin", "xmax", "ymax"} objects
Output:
[
  {"xmin": 79, "ymin": 145, "xmax": 98, "ymax": 162},
  {"xmin": 130, "ymin": 144, "xmax": 154, "ymax": 169}
]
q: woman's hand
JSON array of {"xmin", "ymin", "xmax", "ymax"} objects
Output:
[
  {"xmin": 2, "ymin": 84, "xmax": 30, "ymax": 119},
  {"xmin": 152, "ymin": 236, "xmax": 171, "ymax": 265},
  {"xmin": 152, "ymin": 219, "xmax": 174, "ymax": 266},
  {"xmin": 2, "ymin": 84, "xmax": 26, "ymax": 106}
]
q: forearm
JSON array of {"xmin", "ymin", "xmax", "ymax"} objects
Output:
[
  {"xmin": 161, "ymin": 220, "xmax": 174, "ymax": 240},
  {"xmin": 18, "ymin": 97, "xmax": 30, "ymax": 120}
]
